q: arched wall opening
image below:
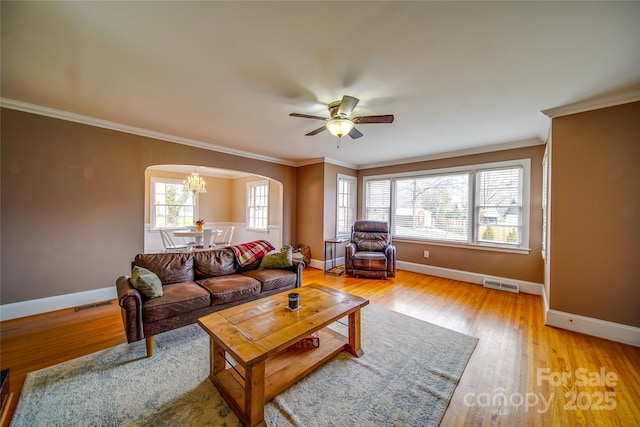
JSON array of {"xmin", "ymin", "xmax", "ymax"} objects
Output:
[{"xmin": 144, "ymin": 164, "xmax": 284, "ymax": 253}]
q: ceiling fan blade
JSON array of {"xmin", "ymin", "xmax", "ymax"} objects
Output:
[
  {"xmin": 338, "ymin": 95, "xmax": 359, "ymax": 117},
  {"xmin": 353, "ymin": 114, "xmax": 394, "ymax": 124},
  {"xmin": 349, "ymin": 127, "xmax": 363, "ymax": 139},
  {"xmin": 306, "ymin": 126, "xmax": 327, "ymax": 136},
  {"xmin": 290, "ymin": 113, "xmax": 328, "ymax": 121}
]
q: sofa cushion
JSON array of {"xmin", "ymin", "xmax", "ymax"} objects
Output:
[
  {"xmin": 134, "ymin": 252, "xmax": 194, "ymax": 285},
  {"xmin": 353, "ymin": 252, "xmax": 388, "ymax": 271},
  {"xmin": 197, "ymin": 274, "xmax": 261, "ymax": 305},
  {"xmin": 130, "ymin": 266, "xmax": 163, "ymax": 299},
  {"xmin": 260, "ymin": 247, "xmax": 293, "ymax": 269},
  {"xmin": 193, "ymin": 248, "xmax": 237, "ymax": 279},
  {"xmin": 142, "ymin": 281, "xmax": 210, "ymax": 322},
  {"xmin": 241, "ymin": 269, "xmax": 297, "ymax": 292}
]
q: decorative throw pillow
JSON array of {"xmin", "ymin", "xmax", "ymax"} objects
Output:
[
  {"xmin": 259, "ymin": 247, "xmax": 293, "ymax": 269},
  {"xmin": 131, "ymin": 266, "xmax": 164, "ymax": 298}
]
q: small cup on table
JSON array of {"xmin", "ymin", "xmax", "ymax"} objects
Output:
[{"xmin": 288, "ymin": 293, "xmax": 299, "ymax": 310}]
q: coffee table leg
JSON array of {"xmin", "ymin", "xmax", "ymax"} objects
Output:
[
  {"xmin": 347, "ymin": 309, "xmax": 364, "ymax": 357},
  {"xmin": 244, "ymin": 361, "xmax": 266, "ymax": 427},
  {"xmin": 210, "ymin": 338, "xmax": 225, "ymax": 380}
]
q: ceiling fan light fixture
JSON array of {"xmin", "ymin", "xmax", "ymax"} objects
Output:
[{"xmin": 326, "ymin": 118, "xmax": 354, "ymax": 138}]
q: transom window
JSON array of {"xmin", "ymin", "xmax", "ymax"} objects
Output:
[
  {"xmin": 364, "ymin": 159, "xmax": 530, "ymax": 251},
  {"xmin": 247, "ymin": 180, "xmax": 269, "ymax": 230},
  {"xmin": 150, "ymin": 177, "xmax": 196, "ymax": 229}
]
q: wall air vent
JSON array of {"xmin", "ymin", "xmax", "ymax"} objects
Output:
[
  {"xmin": 483, "ymin": 278, "xmax": 520, "ymax": 293},
  {"xmin": 74, "ymin": 301, "xmax": 113, "ymax": 312}
]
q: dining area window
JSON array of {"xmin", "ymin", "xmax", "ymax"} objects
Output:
[
  {"xmin": 247, "ymin": 180, "xmax": 268, "ymax": 231},
  {"xmin": 151, "ymin": 177, "xmax": 196, "ymax": 229}
]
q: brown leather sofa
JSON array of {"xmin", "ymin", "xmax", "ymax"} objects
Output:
[
  {"xmin": 116, "ymin": 246, "xmax": 303, "ymax": 357},
  {"xmin": 345, "ymin": 220, "xmax": 396, "ymax": 279}
]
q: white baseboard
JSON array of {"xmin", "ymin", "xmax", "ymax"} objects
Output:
[
  {"xmin": 308, "ymin": 258, "xmax": 325, "ymax": 270},
  {"xmin": 546, "ymin": 309, "xmax": 640, "ymax": 347},
  {"xmin": 399, "ymin": 261, "xmax": 639, "ymax": 347},
  {"xmin": 397, "ymin": 260, "xmax": 544, "ymax": 295},
  {"xmin": 320, "ymin": 256, "xmax": 346, "ymax": 272},
  {"xmin": 0, "ymin": 287, "xmax": 117, "ymax": 322}
]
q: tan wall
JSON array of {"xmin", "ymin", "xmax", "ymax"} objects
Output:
[
  {"xmin": 358, "ymin": 145, "xmax": 546, "ymax": 284},
  {"xmin": 0, "ymin": 108, "xmax": 297, "ymax": 304},
  {"xmin": 296, "ymin": 163, "xmax": 324, "ymax": 260},
  {"xmin": 549, "ymin": 101, "xmax": 640, "ymax": 327}
]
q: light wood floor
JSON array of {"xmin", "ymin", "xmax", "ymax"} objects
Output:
[{"xmin": 1, "ymin": 268, "xmax": 639, "ymax": 426}]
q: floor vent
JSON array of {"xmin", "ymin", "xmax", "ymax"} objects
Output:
[
  {"xmin": 75, "ymin": 301, "xmax": 113, "ymax": 312},
  {"xmin": 483, "ymin": 279, "xmax": 520, "ymax": 293}
]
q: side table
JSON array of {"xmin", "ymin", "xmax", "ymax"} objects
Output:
[{"xmin": 324, "ymin": 238, "xmax": 350, "ymax": 275}]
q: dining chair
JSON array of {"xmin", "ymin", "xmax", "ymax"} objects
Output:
[
  {"xmin": 213, "ymin": 226, "xmax": 235, "ymax": 248},
  {"xmin": 201, "ymin": 229, "xmax": 213, "ymax": 249},
  {"xmin": 159, "ymin": 229, "xmax": 190, "ymax": 252}
]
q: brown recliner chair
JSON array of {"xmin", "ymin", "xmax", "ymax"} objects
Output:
[{"xmin": 345, "ymin": 220, "xmax": 396, "ymax": 279}]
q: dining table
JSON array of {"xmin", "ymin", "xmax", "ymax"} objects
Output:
[{"xmin": 173, "ymin": 229, "xmax": 221, "ymax": 248}]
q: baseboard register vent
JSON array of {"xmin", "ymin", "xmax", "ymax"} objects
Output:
[
  {"xmin": 483, "ymin": 279, "xmax": 520, "ymax": 293},
  {"xmin": 75, "ymin": 301, "xmax": 113, "ymax": 312}
]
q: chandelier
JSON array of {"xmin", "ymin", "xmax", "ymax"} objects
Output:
[{"xmin": 184, "ymin": 168, "xmax": 207, "ymax": 196}]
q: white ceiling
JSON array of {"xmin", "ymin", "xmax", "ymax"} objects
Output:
[{"xmin": 2, "ymin": 1, "xmax": 639, "ymax": 169}]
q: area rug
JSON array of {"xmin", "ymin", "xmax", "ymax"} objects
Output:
[{"xmin": 11, "ymin": 304, "xmax": 478, "ymax": 427}]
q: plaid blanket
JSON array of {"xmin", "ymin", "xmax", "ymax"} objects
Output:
[{"xmin": 231, "ymin": 240, "xmax": 276, "ymax": 267}]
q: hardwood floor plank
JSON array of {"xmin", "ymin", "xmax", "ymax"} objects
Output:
[{"xmin": 1, "ymin": 268, "xmax": 639, "ymax": 426}]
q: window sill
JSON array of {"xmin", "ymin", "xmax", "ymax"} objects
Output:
[
  {"xmin": 392, "ymin": 238, "xmax": 531, "ymax": 255},
  {"xmin": 246, "ymin": 228, "xmax": 269, "ymax": 233}
]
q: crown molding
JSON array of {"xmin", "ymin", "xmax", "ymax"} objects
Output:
[
  {"xmin": 0, "ymin": 98, "xmax": 298, "ymax": 167},
  {"xmin": 323, "ymin": 157, "xmax": 359, "ymax": 170},
  {"xmin": 358, "ymin": 138, "xmax": 545, "ymax": 170},
  {"xmin": 541, "ymin": 90, "xmax": 640, "ymax": 119},
  {"xmin": 538, "ymin": 90, "xmax": 640, "ymax": 143},
  {"xmin": 293, "ymin": 157, "xmax": 326, "ymax": 167}
]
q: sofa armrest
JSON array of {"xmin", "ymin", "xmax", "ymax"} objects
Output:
[
  {"xmin": 384, "ymin": 244, "xmax": 396, "ymax": 277},
  {"xmin": 290, "ymin": 259, "xmax": 305, "ymax": 288},
  {"xmin": 345, "ymin": 243, "xmax": 357, "ymax": 275},
  {"xmin": 116, "ymin": 275, "xmax": 144, "ymax": 343}
]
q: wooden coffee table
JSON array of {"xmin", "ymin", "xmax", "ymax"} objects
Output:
[{"xmin": 198, "ymin": 283, "xmax": 369, "ymax": 427}]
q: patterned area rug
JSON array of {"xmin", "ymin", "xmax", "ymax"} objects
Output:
[{"xmin": 11, "ymin": 304, "xmax": 478, "ymax": 426}]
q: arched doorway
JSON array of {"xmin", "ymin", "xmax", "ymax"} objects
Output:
[{"xmin": 144, "ymin": 165, "xmax": 283, "ymax": 253}]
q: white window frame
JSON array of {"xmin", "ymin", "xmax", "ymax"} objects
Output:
[
  {"xmin": 363, "ymin": 159, "xmax": 531, "ymax": 253},
  {"xmin": 247, "ymin": 180, "xmax": 269, "ymax": 231},
  {"xmin": 541, "ymin": 146, "xmax": 549, "ymax": 261},
  {"xmin": 150, "ymin": 177, "xmax": 198, "ymax": 230},
  {"xmin": 336, "ymin": 174, "xmax": 357, "ymax": 238}
]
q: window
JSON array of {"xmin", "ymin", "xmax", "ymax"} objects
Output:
[
  {"xmin": 363, "ymin": 159, "xmax": 530, "ymax": 251},
  {"xmin": 336, "ymin": 174, "xmax": 356, "ymax": 237},
  {"xmin": 394, "ymin": 172, "xmax": 470, "ymax": 242},
  {"xmin": 247, "ymin": 180, "xmax": 269, "ymax": 230},
  {"xmin": 151, "ymin": 177, "xmax": 196, "ymax": 229},
  {"xmin": 365, "ymin": 179, "xmax": 391, "ymax": 221},
  {"xmin": 475, "ymin": 167, "xmax": 523, "ymax": 246}
]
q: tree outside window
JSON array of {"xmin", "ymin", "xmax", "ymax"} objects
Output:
[{"xmin": 151, "ymin": 178, "xmax": 195, "ymax": 228}]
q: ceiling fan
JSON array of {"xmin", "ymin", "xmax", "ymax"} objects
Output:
[{"xmin": 289, "ymin": 95, "xmax": 394, "ymax": 139}]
